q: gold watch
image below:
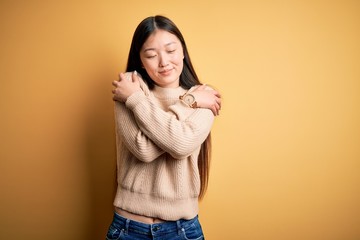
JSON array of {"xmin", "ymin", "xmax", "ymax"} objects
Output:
[{"xmin": 179, "ymin": 93, "xmax": 197, "ymax": 108}]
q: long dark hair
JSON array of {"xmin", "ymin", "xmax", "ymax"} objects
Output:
[{"xmin": 126, "ymin": 15, "xmax": 211, "ymax": 199}]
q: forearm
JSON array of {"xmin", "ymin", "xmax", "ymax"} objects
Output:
[
  {"xmin": 126, "ymin": 92, "xmax": 214, "ymax": 159},
  {"xmin": 114, "ymin": 102, "xmax": 164, "ymax": 162}
]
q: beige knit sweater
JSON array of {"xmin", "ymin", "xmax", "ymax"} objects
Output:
[{"xmin": 113, "ymin": 74, "xmax": 214, "ymax": 221}]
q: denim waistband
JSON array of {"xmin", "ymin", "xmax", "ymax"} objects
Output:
[{"xmin": 112, "ymin": 212, "xmax": 199, "ymax": 236}]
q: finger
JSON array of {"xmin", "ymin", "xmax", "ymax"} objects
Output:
[
  {"xmin": 208, "ymin": 103, "xmax": 217, "ymax": 116},
  {"xmin": 216, "ymin": 102, "xmax": 221, "ymax": 112},
  {"xmin": 112, "ymin": 80, "xmax": 118, "ymax": 87},
  {"xmin": 216, "ymin": 98, "xmax": 222, "ymax": 109},
  {"xmin": 131, "ymin": 70, "xmax": 139, "ymax": 82},
  {"xmin": 119, "ymin": 72, "xmax": 127, "ymax": 81},
  {"xmin": 212, "ymin": 90, "xmax": 221, "ymax": 98},
  {"xmin": 216, "ymin": 103, "xmax": 221, "ymax": 115},
  {"xmin": 213, "ymin": 106, "xmax": 219, "ymax": 116},
  {"xmin": 118, "ymin": 73, "xmax": 125, "ymax": 82}
]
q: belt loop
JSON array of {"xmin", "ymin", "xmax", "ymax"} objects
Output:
[
  {"xmin": 176, "ymin": 220, "xmax": 182, "ymax": 235},
  {"xmin": 125, "ymin": 219, "xmax": 130, "ymax": 234}
]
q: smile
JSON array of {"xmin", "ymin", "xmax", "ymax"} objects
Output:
[{"xmin": 159, "ymin": 68, "xmax": 173, "ymax": 75}]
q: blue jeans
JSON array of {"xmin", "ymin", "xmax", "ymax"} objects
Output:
[{"xmin": 106, "ymin": 212, "xmax": 205, "ymax": 240}]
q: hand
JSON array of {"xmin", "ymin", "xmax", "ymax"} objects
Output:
[
  {"xmin": 191, "ymin": 84, "xmax": 221, "ymax": 116},
  {"xmin": 112, "ymin": 71, "xmax": 142, "ymax": 102}
]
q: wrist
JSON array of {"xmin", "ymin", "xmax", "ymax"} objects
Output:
[{"xmin": 179, "ymin": 92, "xmax": 197, "ymax": 108}]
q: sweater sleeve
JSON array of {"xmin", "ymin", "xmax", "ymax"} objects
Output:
[
  {"xmin": 125, "ymin": 91, "xmax": 214, "ymax": 159},
  {"xmin": 114, "ymin": 100, "xmax": 165, "ymax": 163}
]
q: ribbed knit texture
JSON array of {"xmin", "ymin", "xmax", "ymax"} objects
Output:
[{"xmin": 113, "ymin": 73, "xmax": 214, "ymax": 221}]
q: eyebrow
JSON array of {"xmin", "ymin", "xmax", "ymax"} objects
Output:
[{"xmin": 143, "ymin": 42, "xmax": 177, "ymax": 52}]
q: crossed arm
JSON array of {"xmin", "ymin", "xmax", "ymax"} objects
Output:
[
  {"xmin": 112, "ymin": 72, "xmax": 221, "ymax": 162},
  {"xmin": 112, "ymin": 71, "xmax": 221, "ymax": 116}
]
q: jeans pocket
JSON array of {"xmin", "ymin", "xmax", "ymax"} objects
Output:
[
  {"xmin": 106, "ymin": 224, "xmax": 123, "ymax": 240},
  {"xmin": 181, "ymin": 223, "xmax": 204, "ymax": 240}
]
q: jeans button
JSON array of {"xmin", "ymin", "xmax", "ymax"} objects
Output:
[{"xmin": 153, "ymin": 226, "xmax": 160, "ymax": 231}]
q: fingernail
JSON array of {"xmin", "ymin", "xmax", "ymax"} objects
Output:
[{"xmin": 134, "ymin": 70, "xmax": 137, "ymax": 75}]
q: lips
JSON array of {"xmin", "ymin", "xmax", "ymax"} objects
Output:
[{"xmin": 159, "ymin": 68, "xmax": 173, "ymax": 75}]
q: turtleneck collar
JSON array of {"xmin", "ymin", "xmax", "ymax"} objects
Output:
[{"xmin": 153, "ymin": 84, "xmax": 187, "ymax": 99}]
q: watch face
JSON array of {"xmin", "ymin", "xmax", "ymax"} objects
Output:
[{"xmin": 184, "ymin": 94, "xmax": 195, "ymax": 104}]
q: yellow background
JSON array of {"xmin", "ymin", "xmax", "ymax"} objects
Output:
[{"xmin": 1, "ymin": 1, "xmax": 359, "ymax": 239}]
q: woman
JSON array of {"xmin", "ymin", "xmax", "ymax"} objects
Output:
[{"xmin": 107, "ymin": 15, "xmax": 221, "ymax": 240}]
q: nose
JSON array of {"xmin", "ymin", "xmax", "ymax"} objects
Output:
[{"xmin": 159, "ymin": 53, "xmax": 169, "ymax": 67}]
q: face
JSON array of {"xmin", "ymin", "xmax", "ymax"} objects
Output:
[{"xmin": 140, "ymin": 29, "xmax": 184, "ymax": 88}]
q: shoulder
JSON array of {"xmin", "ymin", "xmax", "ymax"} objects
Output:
[{"xmin": 124, "ymin": 71, "xmax": 151, "ymax": 96}]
